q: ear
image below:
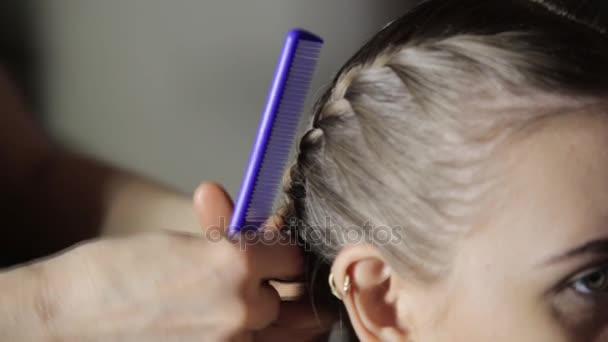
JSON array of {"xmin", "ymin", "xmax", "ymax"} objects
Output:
[{"xmin": 332, "ymin": 245, "xmax": 410, "ymax": 342}]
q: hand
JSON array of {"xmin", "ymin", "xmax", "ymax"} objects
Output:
[
  {"xmin": 0, "ymin": 182, "xmax": 303, "ymax": 341},
  {"xmin": 194, "ymin": 183, "xmax": 335, "ymax": 341}
]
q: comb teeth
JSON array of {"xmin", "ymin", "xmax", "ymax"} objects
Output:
[{"xmin": 243, "ymin": 39, "xmax": 322, "ymax": 227}]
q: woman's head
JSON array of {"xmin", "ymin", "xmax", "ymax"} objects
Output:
[{"xmin": 281, "ymin": 0, "xmax": 608, "ymax": 341}]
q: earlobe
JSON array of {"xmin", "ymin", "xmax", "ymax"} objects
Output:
[{"xmin": 332, "ymin": 245, "xmax": 410, "ymax": 341}]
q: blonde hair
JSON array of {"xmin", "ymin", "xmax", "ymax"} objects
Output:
[{"xmin": 280, "ymin": 0, "xmax": 608, "ymax": 320}]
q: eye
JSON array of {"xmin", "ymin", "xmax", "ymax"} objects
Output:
[
  {"xmin": 571, "ymin": 266, "xmax": 608, "ymax": 295},
  {"xmin": 551, "ymin": 265, "xmax": 608, "ymax": 332}
]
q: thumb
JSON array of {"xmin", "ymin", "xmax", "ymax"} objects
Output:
[{"xmin": 193, "ymin": 182, "xmax": 234, "ymax": 233}]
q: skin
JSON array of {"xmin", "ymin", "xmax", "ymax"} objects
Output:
[
  {"xmin": 0, "ymin": 65, "xmax": 332, "ymax": 341},
  {"xmin": 0, "ymin": 183, "xmax": 330, "ymax": 341},
  {"xmin": 332, "ymin": 107, "xmax": 608, "ymax": 341}
]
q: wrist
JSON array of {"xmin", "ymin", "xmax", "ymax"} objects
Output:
[{"xmin": 0, "ymin": 263, "xmax": 54, "ymax": 341}]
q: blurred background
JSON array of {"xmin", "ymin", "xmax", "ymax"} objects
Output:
[{"xmin": 1, "ymin": 0, "xmax": 410, "ymax": 196}]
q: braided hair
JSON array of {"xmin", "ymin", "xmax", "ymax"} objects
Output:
[{"xmin": 280, "ymin": 0, "xmax": 608, "ymax": 338}]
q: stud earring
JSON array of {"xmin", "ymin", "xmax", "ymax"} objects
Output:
[{"xmin": 329, "ymin": 273, "xmax": 351, "ymax": 300}]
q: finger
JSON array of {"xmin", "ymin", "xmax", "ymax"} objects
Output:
[
  {"xmin": 269, "ymin": 281, "xmax": 305, "ymax": 301},
  {"xmin": 254, "ymin": 299, "xmax": 336, "ymax": 342},
  {"xmin": 236, "ymin": 215, "xmax": 303, "ymax": 281},
  {"xmin": 254, "ymin": 328, "xmax": 332, "ymax": 342},
  {"xmin": 230, "ymin": 333, "xmax": 253, "ymax": 342},
  {"xmin": 245, "ymin": 282, "xmax": 281, "ymax": 330},
  {"xmin": 193, "ymin": 182, "xmax": 234, "ymax": 233},
  {"xmin": 274, "ymin": 298, "xmax": 335, "ymax": 331},
  {"xmin": 242, "ymin": 240, "xmax": 303, "ymax": 282}
]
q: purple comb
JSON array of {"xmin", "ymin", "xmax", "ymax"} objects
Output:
[{"xmin": 228, "ymin": 29, "xmax": 324, "ymax": 237}]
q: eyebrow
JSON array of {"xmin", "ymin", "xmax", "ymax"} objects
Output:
[{"xmin": 542, "ymin": 238, "xmax": 608, "ymax": 266}]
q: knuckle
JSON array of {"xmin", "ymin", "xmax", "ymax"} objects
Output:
[
  {"xmin": 288, "ymin": 245, "xmax": 304, "ymax": 266},
  {"xmin": 211, "ymin": 245, "xmax": 250, "ymax": 286},
  {"xmin": 266, "ymin": 292, "xmax": 281, "ymax": 323},
  {"xmin": 226, "ymin": 298, "xmax": 249, "ymax": 331},
  {"xmin": 254, "ymin": 288, "xmax": 281, "ymax": 329},
  {"xmin": 280, "ymin": 246, "xmax": 304, "ymax": 275},
  {"xmin": 229, "ymin": 244, "xmax": 250, "ymax": 272}
]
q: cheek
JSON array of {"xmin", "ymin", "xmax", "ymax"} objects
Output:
[{"xmin": 423, "ymin": 286, "xmax": 569, "ymax": 342}]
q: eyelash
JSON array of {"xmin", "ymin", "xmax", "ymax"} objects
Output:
[{"xmin": 568, "ymin": 264, "xmax": 608, "ymax": 296}]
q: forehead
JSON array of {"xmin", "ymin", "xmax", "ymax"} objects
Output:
[{"xmin": 487, "ymin": 108, "xmax": 608, "ymax": 252}]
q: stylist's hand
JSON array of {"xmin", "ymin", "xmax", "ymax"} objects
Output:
[
  {"xmin": 194, "ymin": 183, "xmax": 334, "ymax": 342},
  {"xmin": 7, "ymin": 184, "xmax": 304, "ymax": 342}
]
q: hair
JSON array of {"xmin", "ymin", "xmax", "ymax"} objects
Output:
[{"xmin": 280, "ymin": 0, "xmax": 608, "ymax": 338}]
